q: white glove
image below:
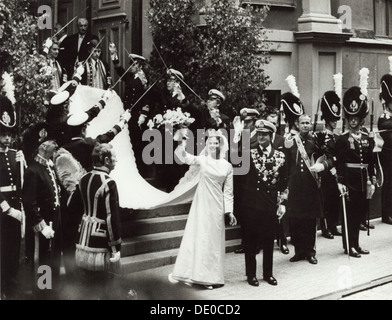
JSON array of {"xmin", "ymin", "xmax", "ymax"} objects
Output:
[
  {"xmin": 338, "ymin": 183, "xmax": 347, "ymax": 195},
  {"xmin": 138, "ymin": 114, "xmax": 147, "ymax": 127},
  {"xmin": 277, "ymin": 205, "xmax": 286, "ymax": 219},
  {"xmin": 76, "ymin": 64, "xmax": 85, "ymax": 76},
  {"xmin": 233, "ymin": 116, "xmax": 244, "ymax": 131},
  {"xmin": 233, "ymin": 116, "xmax": 244, "ymax": 143},
  {"xmin": 109, "ymin": 251, "xmax": 121, "ymax": 263},
  {"xmin": 7, "ymin": 208, "xmax": 22, "ymax": 222},
  {"xmin": 101, "ymin": 89, "xmax": 114, "ymax": 102},
  {"xmin": 121, "ymin": 110, "xmax": 131, "ymax": 123},
  {"xmin": 309, "ymin": 163, "xmax": 324, "ymax": 173},
  {"xmin": 16, "ymin": 150, "xmax": 25, "ymax": 164},
  {"xmin": 43, "ymin": 38, "xmax": 53, "ymax": 54},
  {"xmin": 41, "ymin": 225, "xmax": 55, "ymax": 239}
]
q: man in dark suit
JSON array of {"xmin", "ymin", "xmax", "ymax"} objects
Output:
[
  {"xmin": 266, "ymin": 112, "xmax": 290, "ymax": 255},
  {"xmin": 58, "ymin": 18, "xmax": 98, "ymax": 79},
  {"xmin": 22, "ymin": 124, "xmax": 62, "ymax": 299},
  {"xmin": 336, "ymin": 86, "xmax": 375, "ymax": 258},
  {"xmin": 241, "ymin": 119, "xmax": 288, "ymax": 287},
  {"xmin": 286, "ymin": 114, "xmax": 327, "ymax": 265}
]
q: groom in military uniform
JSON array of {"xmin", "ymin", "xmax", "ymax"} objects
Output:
[{"xmin": 240, "ymin": 119, "xmax": 288, "ymax": 287}]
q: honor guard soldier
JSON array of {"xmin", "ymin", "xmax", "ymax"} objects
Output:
[
  {"xmin": 109, "ymin": 43, "xmax": 154, "ymax": 177},
  {"xmin": 0, "ymin": 94, "xmax": 24, "ymax": 299},
  {"xmin": 315, "ymin": 78, "xmax": 343, "ymax": 238},
  {"xmin": 22, "ymin": 123, "xmax": 62, "ymax": 299},
  {"xmin": 203, "ymin": 89, "xmax": 231, "ymax": 130},
  {"xmin": 378, "ymin": 60, "xmax": 392, "ymax": 225},
  {"xmin": 336, "ymin": 81, "xmax": 375, "ymax": 258},
  {"xmin": 240, "ymin": 119, "xmax": 288, "ymax": 286}
]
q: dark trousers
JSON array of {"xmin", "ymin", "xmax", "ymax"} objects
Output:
[
  {"xmin": 276, "ymin": 214, "xmax": 289, "ymax": 245},
  {"xmin": 290, "ymin": 217, "xmax": 317, "ymax": 258},
  {"xmin": 341, "ymin": 190, "xmax": 366, "ymax": 250},
  {"xmin": 320, "ymin": 175, "xmax": 341, "ymax": 232},
  {"xmin": 242, "ymin": 208, "xmax": 276, "ymax": 278},
  {"xmin": 1, "ymin": 215, "xmax": 21, "ymax": 296},
  {"xmin": 245, "ymin": 242, "xmax": 274, "ymax": 278},
  {"xmin": 381, "ymin": 155, "xmax": 392, "ymax": 220}
]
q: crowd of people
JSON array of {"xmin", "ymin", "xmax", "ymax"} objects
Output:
[{"xmin": 1, "ymin": 17, "xmax": 392, "ymax": 299}]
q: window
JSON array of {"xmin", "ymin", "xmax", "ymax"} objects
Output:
[{"xmin": 375, "ymin": 0, "xmax": 392, "ymax": 37}]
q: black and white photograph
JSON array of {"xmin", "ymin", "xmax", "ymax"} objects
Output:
[{"xmin": 1, "ymin": 0, "xmax": 392, "ymax": 309}]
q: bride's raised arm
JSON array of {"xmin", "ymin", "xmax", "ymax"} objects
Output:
[{"xmin": 174, "ymin": 139, "xmax": 199, "ymax": 166}]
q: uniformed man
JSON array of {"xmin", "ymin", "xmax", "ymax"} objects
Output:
[
  {"xmin": 0, "ymin": 95, "xmax": 24, "ymax": 299},
  {"xmin": 315, "ymin": 89, "xmax": 343, "ymax": 238},
  {"xmin": 336, "ymin": 85, "xmax": 375, "ymax": 257},
  {"xmin": 240, "ymin": 119, "xmax": 288, "ymax": 286},
  {"xmin": 231, "ymin": 107, "xmax": 260, "ymax": 254},
  {"xmin": 266, "ymin": 111, "xmax": 290, "ymax": 255},
  {"xmin": 202, "ymin": 89, "xmax": 231, "ymax": 130},
  {"xmin": 378, "ymin": 71, "xmax": 392, "ymax": 225},
  {"xmin": 22, "ymin": 123, "xmax": 62, "ymax": 298},
  {"xmin": 286, "ymin": 114, "xmax": 326, "ymax": 265},
  {"xmin": 109, "ymin": 43, "xmax": 154, "ymax": 177}
]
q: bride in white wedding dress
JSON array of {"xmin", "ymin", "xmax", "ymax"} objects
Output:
[{"xmin": 68, "ymin": 85, "xmax": 199, "ymax": 209}]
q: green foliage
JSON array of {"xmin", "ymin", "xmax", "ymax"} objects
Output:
[
  {"xmin": 0, "ymin": 0, "xmax": 52, "ymax": 131},
  {"xmin": 148, "ymin": 0, "xmax": 271, "ymax": 116}
]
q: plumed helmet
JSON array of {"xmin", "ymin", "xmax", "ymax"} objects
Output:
[
  {"xmin": 380, "ymin": 73, "xmax": 392, "ymax": 104},
  {"xmin": 0, "ymin": 95, "xmax": 17, "ymax": 135},
  {"xmin": 320, "ymin": 91, "xmax": 341, "ymax": 122},
  {"xmin": 280, "ymin": 92, "xmax": 304, "ymax": 127},
  {"xmin": 380, "ymin": 56, "xmax": 392, "ymax": 104},
  {"xmin": 343, "ymin": 86, "xmax": 369, "ymax": 119}
]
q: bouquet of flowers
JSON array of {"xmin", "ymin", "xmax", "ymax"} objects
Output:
[{"xmin": 147, "ymin": 107, "xmax": 195, "ymax": 141}]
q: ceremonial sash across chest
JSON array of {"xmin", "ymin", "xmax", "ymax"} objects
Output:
[{"xmin": 294, "ymin": 135, "xmax": 321, "ymax": 188}]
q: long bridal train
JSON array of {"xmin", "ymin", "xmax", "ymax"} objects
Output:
[{"xmin": 68, "ymin": 85, "xmax": 198, "ymax": 210}]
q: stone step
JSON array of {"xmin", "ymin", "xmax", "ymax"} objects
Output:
[
  {"xmin": 121, "ymin": 214, "xmax": 188, "ymax": 238},
  {"xmin": 120, "ymin": 238, "xmax": 242, "ymax": 274},
  {"xmin": 120, "ymin": 203, "xmax": 192, "ymax": 221},
  {"xmin": 121, "ymin": 226, "xmax": 241, "ymax": 257}
]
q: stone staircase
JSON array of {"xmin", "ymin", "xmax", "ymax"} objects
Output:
[{"xmin": 119, "ymin": 203, "xmax": 242, "ymax": 274}]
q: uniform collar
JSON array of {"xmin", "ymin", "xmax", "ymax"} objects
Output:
[{"xmin": 0, "ymin": 146, "xmax": 8, "ymax": 153}]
